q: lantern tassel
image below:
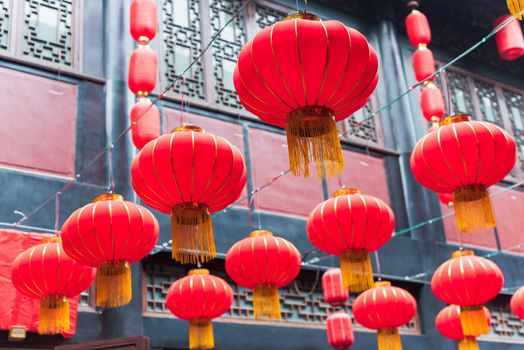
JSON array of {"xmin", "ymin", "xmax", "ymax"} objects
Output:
[
  {"xmin": 189, "ymin": 318, "xmax": 214, "ymax": 350},
  {"xmin": 377, "ymin": 328, "xmax": 402, "ymax": 350},
  {"xmin": 171, "ymin": 203, "xmax": 216, "ymax": 264},
  {"xmin": 460, "ymin": 306, "xmax": 490, "ymax": 337},
  {"xmin": 286, "ymin": 106, "xmax": 344, "ymax": 178},
  {"xmin": 96, "ymin": 261, "xmax": 132, "ymax": 308},
  {"xmin": 38, "ymin": 295, "xmax": 70, "ymax": 335},
  {"xmin": 459, "ymin": 338, "xmax": 479, "ymax": 350},
  {"xmin": 507, "ymin": 0, "xmax": 524, "ymax": 20},
  {"xmin": 453, "ymin": 185, "xmax": 495, "ymax": 233},
  {"xmin": 253, "ymin": 284, "xmax": 281, "ymax": 320},
  {"xmin": 340, "ymin": 249, "xmax": 375, "ymax": 292}
]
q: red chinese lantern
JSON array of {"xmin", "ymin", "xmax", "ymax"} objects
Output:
[
  {"xmin": 225, "ymin": 230, "xmax": 301, "ymax": 320},
  {"xmin": 234, "ymin": 13, "xmax": 378, "ymax": 178},
  {"xmin": 128, "ymin": 46, "xmax": 157, "ymax": 97},
  {"xmin": 405, "ymin": 10, "xmax": 431, "ymax": 48},
  {"xmin": 412, "ymin": 47, "xmax": 435, "ymax": 82},
  {"xmin": 507, "ymin": 0, "xmax": 524, "ymax": 20},
  {"xmin": 166, "ymin": 269, "xmax": 233, "ymax": 350},
  {"xmin": 420, "ymin": 83, "xmax": 445, "ymax": 122},
  {"xmin": 510, "ymin": 286, "xmax": 524, "ymax": 319},
  {"xmin": 438, "ymin": 192, "xmax": 454, "ymax": 207},
  {"xmin": 410, "ymin": 114, "xmax": 517, "ymax": 233},
  {"xmin": 322, "ymin": 268, "xmax": 348, "ymax": 307},
  {"xmin": 61, "ymin": 193, "xmax": 159, "ymax": 308},
  {"xmin": 431, "ymin": 250, "xmax": 503, "ymax": 337},
  {"xmin": 436, "ymin": 305, "xmax": 491, "ymax": 350},
  {"xmin": 494, "ymin": 15, "xmax": 524, "ymax": 60},
  {"xmin": 11, "ymin": 237, "xmax": 96, "ymax": 335},
  {"xmin": 307, "ymin": 188, "xmax": 395, "ymax": 292},
  {"xmin": 130, "ymin": 98, "xmax": 160, "ymax": 149},
  {"xmin": 131, "ymin": 126, "xmax": 247, "ymax": 264},
  {"xmin": 327, "ymin": 312, "xmax": 354, "ymax": 350},
  {"xmin": 130, "ymin": 0, "xmax": 157, "ymax": 45},
  {"xmin": 353, "ymin": 281, "xmax": 417, "ymax": 350}
]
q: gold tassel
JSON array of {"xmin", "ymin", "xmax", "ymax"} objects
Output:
[
  {"xmin": 38, "ymin": 295, "xmax": 70, "ymax": 335},
  {"xmin": 459, "ymin": 338, "xmax": 480, "ymax": 350},
  {"xmin": 171, "ymin": 203, "xmax": 216, "ymax": 264},
  {"xmin": 189, "ymin": 319, "xmax": 214, "ymax": 350},
  {"xmin": 339, "ymin": 249, "xmax": 375, "ymax": 292},
  {"xmin": 507, "ymin": 0, "xmax": 524, "ymax": 20},
  {"xmin": 453, "ymin": 185, "xmax": 495, "ymax": 233},
  {"xmin": 460, "ymin": 305, "xmax": 490, "ymax": 337},
  {"xmin": 96, "ymin": 261, "xmax": 132, "ymax": 308},
  {"xmin": 253, "ymin": 284, "xmax": 281, "ymax": 320},
  {"xmin": 377, "ymin": 328, "xmax": 402, "ymax": 350},
  {"xmin": 286, "ymin": 106, "xmax": 344, "ymax": 178}
]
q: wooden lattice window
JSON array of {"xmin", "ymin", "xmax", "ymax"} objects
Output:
[
  {"xmin": 0, "ymin": 0, "xmax": 10, "ymax": 50},
  {"xmin": 485, "ymin": 295, "xmax": 524, "ymax": 342}
]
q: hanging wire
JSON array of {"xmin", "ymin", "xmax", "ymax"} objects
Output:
[
  {"xmin": 303, "ymin": 0, "xmax": 308, "ymax": 13},
  {"xmin": 293, "ymin": 259, "xmax": 322, "ymax": 296},
  {"xmin": 54, "ymin": 192, "xmax": 61, "ymax": 235},
  {"xmin": 179, "ymin": 76, "xmax": 187, "ymax": 126},
  {"xmin": 442, "ymin": 70, "xmax": 454, "ymax": 115},
  {"xmin": 374, "ymin": 251, "xmax": 382, "ymax": 281},
  {"xmin": 247, "ymin": 191, "xmax": 262, "ymax": 229},
  {"xmin": 107, "ymin": 144, "xmax": 115, "ymax": 194}
]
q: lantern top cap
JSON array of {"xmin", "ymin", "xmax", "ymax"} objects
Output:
[
  {"xmin": 451, "ymin": 249, "xmax": 474, "ymax": 258},
  {"xmin": 334, "ymin": 188, "xmax": 360, "ymax": 197},
  {"xmin": 283, "ymin": 12, "xmax": 321, "ymax": 21},
  {"xmin": 439, "ymin": 114, "xmax": 471, "ymax": 126},
  {"xmin": 41, "ymin": 236, "xmax": 61, "ymax": 244},
  {"xmin": 249, "ymin": 230, "xmax": 273, "ymax": 237},
  {"xmin": 93, "ymin": 193, "xmax": 124, "ymax": 203},
  {"xmin": 188, "ymin": 268, "xmax": 209, "ymax": 276},
  {"xmin": 172, "ymin": 125, "xmax": 204, "ymax": 133},
  {"xmin": 374, "ymin": 281, "xmax": 391, "ymax": 287}
]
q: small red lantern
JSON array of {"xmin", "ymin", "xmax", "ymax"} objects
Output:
[
  {"xmin": 494, "ymin": 15, "xmax": 524, "ymax": 61},
  {"xmin": 510, "ymin": 286, "xmax": 524, "ymax": 319},
  {"xmin": 225, "ymin": 230, "xmax": 301, "ymax": 320},
  {"xmin": 130, "ymin": 98, "xmax": 160, "ymax": 149},
  {"xmin": 353, "ymin": 281, "xmax": 417, "ymax": 350},
  {"xmin": 307, "ymin": 188, "xmax": 395, "ymax": 292},
  {"xmin": 507, "ymin": 1, "xmax": 524, "ymax": 21},
  {"xmin": 438, "ymin": 192, "xmax": 454, "ymax": 207},
  {"xmin": 327, "ymin": 312, "xmax": 354, "ymax": 350},
  {"xmin": 420, "ymin": 83, "xmax": 445, "ymax": 122},
  {"xmin": 61, "ymin": 193, "xmax": 159, "ymax": 308},
  {"xmin": 130, "ymin": 0, "xmax": 157, "ymax": 45},
  {"xmin": 436, "ymin": 305, "xmax": 491, "ymax": 350},
  {"xmin": 405, "ymin": 10, "xmax": 431, "ymax": 48},
  {"xmin": 431, "ymin": 250, "xmax": 503, "ymax": 337},
  {"xmin": 410, "ymin": 114, "xmax": 517, "ymax": 233},
  {"xmin": 128, "ymin": 46, "xmax": 158, "ymax": 97},
  {"xmin": 166, "ymin": 269, "xmax": 233, "ymax": 350},
  {"xmin": 11, "ymin": 238, "xmax": 96, "ymax": 335},
  {"xmin": 131, "ymin": 126, "xmax": 247, "ymax": 264},
  {"xmin": 234, "ymin": 13, "xmax": 378, "ymax": 178},
  {"xmin": 412, "ymin": 47, "xmax": 435, "ymax": 82},
  {"xmin": 322, "ymin": 268, "xmax": 348, "ymax": 307}
]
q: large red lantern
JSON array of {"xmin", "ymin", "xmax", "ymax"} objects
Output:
[
  {"xmin": 326, "ymin": 312, "xmax": 354, "ymax": 350},
  {"xmin": 431, "ymin": 250, "xmax": 503, "ymax": 337},
  {"xmin": 420, "ymin": 83, "xmax": 445, "ymax": 122},
  {"xmin": 322, "ymin": 268, "xmax": 348, "ymax": 307},
  {"xmin": 234, "ymin": 13, "xmax": 378, "ymax": 178},
  {"xmin": 130, "ymin": 0, "xmax": 157, "ymax": 45},
  {"xmin": 507, "ymin": 1, "xmax": 524, "ymax": 20},
  {"xmin": 166, "ymin": 269, "xmax": 233, "ymax": 350},
  {"xmin": 405, "ymin": 10, "xmax": 431, "ymax": 48},
  {"xmin": 130, "ymin": 98, "xmax": 160, "ymax": 149},
  {"xmin": 412, "ymin": 47, "xmax": 435, "ymax": 82},
  {"xmin": 131, "ymin": 126, "xmax": 247, "ymax": 264},
  {"xmin": 61, "ymin": 193, "xmax": 159, "ymax": 308},
  {"xmin": 128, "ymin": 46, "xmax": 158, "ymax": 97},
  {"xmin": 353, "ymin": 281, "xmax": 417, "ymax": 350},
  {"xmin": 225, "ymin": 230, "xmax": 301, "ymax": 320},
  {"xmin": 410, "ymin": 114, "xmax": 517, "ymax": 233},
  {"xmin": 307, "ymin": 188, "xmax": 395, "ymax": 292},
  {"xmin": 11, "ymin": 238, "xmax": 96, "ymax": 335},
  {"xmin": 494, "ymin": 15, "xmax": 524, "ymax": 61},
  {"xmin": 436, "ymin": 305, "xmax": 491, "ymax": 350},
  {"xmin": 510, "ymin": 286, "xmax": 524, "ymax": 319}
]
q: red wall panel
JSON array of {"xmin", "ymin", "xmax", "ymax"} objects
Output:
[
  {"xmin": 491, "ymin": 186, "xmax": 524, "ymax": 254},
  {"xmin": 0, "ymin": 67, "xmax": 77, "ymax": 177}
]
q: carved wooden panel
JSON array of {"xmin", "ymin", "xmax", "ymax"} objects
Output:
[
  {"xmin": 446, "ymin": 70, "xmax": 474, "ymax": 116},
  {"xmin": 474, "ymin": 79, "xmax": 504, "ymax": 127},
  {"xmin": 503, "ymin": 90, "xmax": 524, "ymax": 172},
  {"xmin": 338, "ymin": 99, "xmax": 379, "ymax": 143},
  {"xmin": 0, "ymin": 0, "xmax": 9, "ymax": 50},
  {"xmin": 254, "ymin": 2, "xmax": 287, "ymax": 30},
  {"xmin": 486, "ymin": 296, "xmax": 524, "ymax": 342}
]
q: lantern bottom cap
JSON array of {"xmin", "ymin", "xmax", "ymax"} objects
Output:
[
  {"xmin": 340, "ymin": 249, "xmax": 375, "ymax": 292},
  {"xmin": 96, "ymin": 261, "xmax": 132, "ymax": 308},
  {"xmin": 189, "ymin": 319, "xmax": 214, "ymax": 350},
  {"xmin": 253, "ymin": 284, "xmax": 281, "ymax": 321}
]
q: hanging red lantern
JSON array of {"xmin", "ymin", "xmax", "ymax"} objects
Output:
[
  {"xmin": 322, "ymin": 268, "xmax": 349, "ymax": 307},
  {"xmin": 420, "ymin": 83, "xmax": 445, "ymax": 122},
  {"xmin": 307, "ymin": 188, "xmax": 395, "ymax": 293},
  {"xmin": 225, "ymin": 230, "xmax": 301, "ymax": 320},
  {"xmin": 327, "ymin": 311, "xmax": 354, "ymax": 350},
  {"xmin": 128, "ymin": 46, "xmax": 157, "ymax": 97},
  {"xmin": 507, "ymin": 1, "xmax": 524, "ymax": 20},
  {"xmin": 510, "ymin": 286, "xmax": 524, "ymax": 319},
  {"xmin": 494, "ymin": 15, "xmax": 524, "ymax": 61},
  {"xmin": 431, "ymin": 250, "xmax": 503, "ymax": 337},
  {"xmin": 353, "ymin": 281, "xmax": 417, "ymax": 350},
  {"xmin": 410, "ymin": 114, "xmax": 516, "ymax": 233},
  {"xmin": 131, "ymin": 126, "xmax": 247, "ymax": 264},
  {"xmin": 436, "ymin": 304, "xmax": 491, "ymax": 350},
  {"xmin": 234, "ymin": 13, "xmax": 378, "ymax": 178},
  {"xmin": 130, "ymin": 98, "xmax": 160, "ymax": 149},
  {"xmin": 412, "ymin": 47, "xmax": 436, "ymax": 82},
  {"xmin": 130, "ymin": 0, "xmax": 157, "ymax": 45},
  {"xmin": 166, "ymin": 269, "xmax": 233, "ymax": 350},
  {"xmin": 438, "ymin": 192, "xmax": 454, "ymax": 207},
  {"xmin": 11, "ymin": 238, "xmax": 96, "ymax": 335},
  {"xmin": 61, "ymin": 193, "xmax": 159, "ymax": 308},
  {"xmin": 405, "ymin": 10, "xmax": 431, "ymax": 48}
]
